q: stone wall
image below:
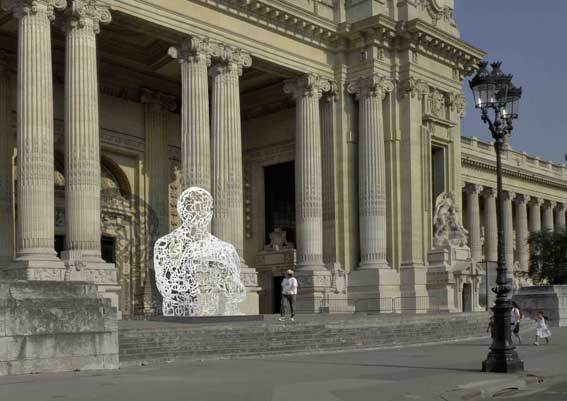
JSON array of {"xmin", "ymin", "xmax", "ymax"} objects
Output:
[{"xmin": 0, "ymin": 280, "xmax": 118, "ymax": 375}]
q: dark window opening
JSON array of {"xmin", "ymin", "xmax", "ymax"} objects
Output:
[
  {"xmin": 54, "ymin": 235, "xmax": 65, "ymax": 258},
  {"xmin": 101, "ymin": 236, "xmax": 116, "ymax": 264},
  {"xmin": 264, "ymin": 161, "xmax": 295, "ymax": 245}
]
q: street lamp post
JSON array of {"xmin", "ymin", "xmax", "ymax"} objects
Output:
[{"xmin": 469, "ymin": 61, "xmax": 524, "ymax": 373}]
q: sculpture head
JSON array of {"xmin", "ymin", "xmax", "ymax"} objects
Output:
[{"xmin": 177, "ymin": 186, "xmax": 214, "ymax": 229}]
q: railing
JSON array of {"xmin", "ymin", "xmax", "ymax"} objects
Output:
[{"xmin": 318, "ymin": 296, "xmax": 440, "ymax": 314}]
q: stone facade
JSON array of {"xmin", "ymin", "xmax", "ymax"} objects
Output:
[{"xmin": 0, "ymin": 0, "xmax": 565, "ymax": 316}]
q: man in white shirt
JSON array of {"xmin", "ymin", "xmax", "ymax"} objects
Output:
[{"xmin": 279, "ymin": 269, "xmax": 298, "ymax": 322}]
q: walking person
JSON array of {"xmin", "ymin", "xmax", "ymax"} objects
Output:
[
  {"xmin": 534, "ymin": 310, "xmax": 552, "ymax": 346},
  {"xmin": 511, "ymin": 301, "xmax": 522, "ymax": 344},
  {"xmin": 279, "ymin": 269, "xmax": 298, "ymax": 322}
]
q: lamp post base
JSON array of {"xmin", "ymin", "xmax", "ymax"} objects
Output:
[{"xmin": 482, "ymin": 350, "xmax": 524, "ymax": 373}]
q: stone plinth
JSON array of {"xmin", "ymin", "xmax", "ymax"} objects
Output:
[
  {"xmin": 294, "ymin": 270, "xmax": 332, "ymax": 313},
  {"xmin": 513, "ymin": 285, "xmax": 567, "ymax": 327},
  {"xmin": 0, "ymin": 280, "xmax": 118, "ymax": 376},
  {"xmin": 348, "ymin": 269, "xmax": 401, "ymax": 312}
]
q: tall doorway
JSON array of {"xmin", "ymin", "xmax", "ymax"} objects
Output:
[{"xmin": 264, "ymin": 161, "xmax": 295, "ymax": 245}]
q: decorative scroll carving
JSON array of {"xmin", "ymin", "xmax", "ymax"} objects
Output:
[
  {"xmin": 2, "ymin": 0, "xmax": 66, "ymax": 19},
  {"xmin": 154, "ymin": 187, "xmax": 246, "ymax": 316},
  {"xmin": 283, "ymin": 73, "xmax": 331, "ymax": 99},
  {"xmin": 347, "ymin": 74, "xmax": 393, "ymax": 100},
  {"xmin": 403, "ymin": 77, "xmax": 430, "ymax": 99},
  {"xmin": 417, "ymin": 0, "xmax": 455, "ymax": 26},
  {"xmin": 433, "ymin": 192, "xmax": 468, "ymax": 248},
  {"xmin": 65, "ymin": 0, "xmax": 111, "ymax": 33}
]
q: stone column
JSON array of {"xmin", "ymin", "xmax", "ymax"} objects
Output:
[
  {"xmin": 141, "ymin": 89, "xmax": 176, "ymax": 314},
  {"xmin": 168, "ymin": 37, "xmax": 213, "ymax": 191},
  {"xmin": 503, "ymin": 191, "xmax": 515, "ymax": 272},
  {"xmin": 61, "ymin": 0, "xmax": 119, "ymax": 310},
  {"xmin": 542, "ymin": 200, "xmax": 555, "ymax": 232},
  {"xmin": 528, "ymin": 197, "xmax": 542, "ymax": 233},
  {"xmin": 284, "ymin": 74, "xmax": 332, "ymax": 311},
  {"xmin": 555, "ymin": 203, "xmax": 566, "ymax": 232},
  {"xmin": 345, "ymin": 74, "xmax": 400, "ymax": 303},
  {"xmin": 210, "ymin": 45, "xmax": 259, "ymax": 314},
  {"xmin": 464, "ymin": 183, "xmax": 482, "ymax": 262},
  {"xmin": 5, "ymin": 0, "xmax": 66, "ymax": 279},
  {"xmin": 482, "ymin": 187, "xmax": 498, "ymax": 262},
  {"xmin": 320, "ymin": 86, "xmax": 339, "ymax": 269},
  {"xmin": 0, "ymin": 53, "xmax": 14, "ymax": 265},
  {"xmin": 514, "ymin": 194, "xmax": 529, "ymax": 272}
]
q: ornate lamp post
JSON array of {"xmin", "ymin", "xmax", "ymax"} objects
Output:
[{"xmin": 469, "ymin": 61, "xmax": 524, "ymax": 373}]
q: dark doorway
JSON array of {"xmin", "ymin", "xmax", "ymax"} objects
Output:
[
  {"xmin": 462, "ymin": 283, "xmax": 472, "ymax": 312},
  {"xmin": 101, "ymin": 236, "xmax": 116, "ymax": 264},
  {"xmin": 54, "ymin": 235, "xmax": 65, "ymax": 258},
  {"xmin": 272, "ymin": 276, "xmax": 284, "ymax": 314},
  {"xmin": 264, "ymin": 161, "xmax": 295, "ymax": 245}
]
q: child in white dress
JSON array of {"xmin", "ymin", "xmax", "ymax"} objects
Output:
[{"xmin": 534, "ymin": 310, "xmax": 551, "ymax": 346}]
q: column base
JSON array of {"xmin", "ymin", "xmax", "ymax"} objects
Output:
[
  {"xmin": 400, "ymin": 262, "xmax": 429, "ymax": 313},
  {"xmin": 61, "ymin": 250, "xmax": 121, "ymax": 318},
  {"xmin": 295, "ymin": 269, "xmax": 332, "ymax": 313},
  {"xmin": 348, "ymin": 267, "xmax": 401, "ymax": 312},
  {"xmin": 1, "ymin": 249, "xmax": 66, "ymax": 280}
]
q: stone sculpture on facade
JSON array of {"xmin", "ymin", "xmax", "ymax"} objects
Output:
[
  {"xmin": 433, "ymin": 191, "xmax": 468, "ymax": 248},
  {"xmin": 153, "ymin": 186, "xmax": 246, "ymax": 316}
]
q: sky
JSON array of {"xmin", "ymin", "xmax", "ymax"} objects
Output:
[{"xmin": 455, "ymin": 0, "xmax": 567, "ymax": 164}]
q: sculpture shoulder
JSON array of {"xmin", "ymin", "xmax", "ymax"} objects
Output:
[
  {"xmin": 154, "ymin": 231, "xmax": 180, "ymax": 252},
  {"xmin": 208, "ymin": 236, "xmax": 239, "ymax": 256}
]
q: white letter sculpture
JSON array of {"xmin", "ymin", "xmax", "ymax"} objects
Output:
[{"xmin": 154, "ymin": 187, "xmax": 246, "ymax": 316}]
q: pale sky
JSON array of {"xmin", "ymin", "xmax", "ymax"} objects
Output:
[{"xmin": 455, "ymin": 0, "xmax": 567, "ymax": 164}]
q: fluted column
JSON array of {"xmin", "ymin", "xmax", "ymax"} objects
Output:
[
  {"xmin": 7, "ymin": 0, "xmax": 66, "ymax": 275},
  {"xmin": 503, "ymin": 191, "xmax": 515, "ymax": 271},
  {"xmin": 482, "ymin": 188, "xmax": 498, "ymax": 262},
  {"xmin": 284, "ymin": 74, "xmax": 329, "ymax": 271},
  {"xmin": 62, "ymin": 0, "xmax": 110, "ymax": 265},
  {"xmin": 320, "ymin": 86, "xmax": 339, "ymax": 267},
  {"xmin": 0, "ymin": 53, "xmax": 14, "ymax": 264},
  {"xmin": 142, "ymin": 89, "xmax": 176, "ymax": 237},
  {"xmin": 347, "ymin": 75, "xmax": 393, "ymax": 269},
  {"xmin": 168, "ymin": 37, "xmax": 213, "ymax": 191},
  {"xmin": 528, "ymin": 197, "xmax": 542, "ymax": 233},
  {"xmin": 209, "ymin": 46, "xmax": 251, "ymax": 258},
  {"xmin": 514, "ymin": 194, "xmax": 528, "ymax": 272},
  {"xmin": 542, "ymin": 200, "xmax": 555, "ymax": 232},
  {"xmin": 555, "ymin": 203, "xmax": 566, "ymax": 232},
  {"xmin": 464, "ymin": 183, "xmax": 482, "ymax": 262}
]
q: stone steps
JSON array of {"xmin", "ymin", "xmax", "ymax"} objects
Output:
[{"xmin": 119, "ymin": 312, "xmax": 490, "ymax": 366}]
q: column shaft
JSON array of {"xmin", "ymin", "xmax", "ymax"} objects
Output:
[
  {"xmin": 64, "ymin": 7, "xmax": 109, "ymax": 258},
  {"xmin": 503, "ymin": 191, "xmax": 514, "ymax": 271},
  {"xmin": 514, "ymin": 195, "xmax": 528, "ymax": 272},
  {"xmin": 14, "ymin": 1, "xmax": 65, "ymax": 264},
  {"xmin": 542, "ymin": 201, "xmax": 555, "ymax": 232},
  {"xmin": 555, "ymin": 203, "xmax": 566, "ymax": 232},
  {"xmin": 465, "ymin": 184, "xmax": 482, "ymax": 262},
  {"xmin": 482, "ymin": 188, "xmax": 498, "ymax": 262},
  {"xmin": 169, "ymin": 38, "xmax": 212, "ymax": 191},
  {"xmin": 0, "ymin": 55, "xmax": 14, "ymax": 263},
  {"xmin": 210, "ymin": 50, "xmax": 251, "ymax": 258},
  {"xmin": 528, "ymin": 198, "xmax": 542, "ymax": 233}
]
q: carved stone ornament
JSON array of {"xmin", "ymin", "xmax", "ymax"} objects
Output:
[
  {"xmin": 268, "ymin": 228, "xmax": 290, "ymax": 251},
  {"xmin": 283, "ymin": 73, "xmax": 331, "ymax": 99},
  {"xmin": 417, "ymin": 0, "xmax": 455, "ymax": 26},
  {"xmin": 168, "ymin": 36, "xmax": 214, "ymax": 66},
  {"xmin": 1, "ymin": 0, "xmax": 66, "ymax": 19},
  {"xmin": 210, "ymin": 44, "xmax": 252, "ymax": 76},
  {"xmin": 430, "ymin": 89, "xmax": 446, "ymax": 117},
  {"xmin": 347, "ymin": 74, "xmax": 394, "ymax": 100},
  {"xmin": 65, "ymin": 0, "xmax": 111, "ymax": 33},
  {"xmin": 447, "ymin": 92, "xmax": 466, "ymax": 119},
  {"xmin": 154, "ymin": 187, "xmax": 246, "ymax": 317},
  {"xmin": 433, "ymin": 191, "xmax": 468, "ymax": 248},
  {"xmin": 404, "ymin": 77, "xmax": 430, "ymax": 99}
]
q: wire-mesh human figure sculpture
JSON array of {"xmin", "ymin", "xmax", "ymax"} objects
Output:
[{"xmin": 153, "ymin": 186, "xmax": 246, "ymax": 316}]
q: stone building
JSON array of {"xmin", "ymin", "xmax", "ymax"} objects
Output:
[{"xmin": 0, "ymin": 0, "xmax": 565, "ymax": 316}]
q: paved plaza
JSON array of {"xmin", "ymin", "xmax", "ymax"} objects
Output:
[{"xmin": 1, "ymin": 328, "xmax": 566, "ymax": 401}]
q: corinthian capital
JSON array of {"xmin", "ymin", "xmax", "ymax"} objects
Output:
[
  {"xmin": 64, "ymin": 0, "xmax": 111, "ymax": 33},
  {"xmin": 403, "ymin": 76, "xmax": 430, "ymax": 99},
  {"xmin": 210, "ymin": 44, "xmax": 252, "ymax": 76},
  {"xmin": 347, "ymin": 74, "xmax": 393, "ymax": 100},
  {"xmin": 283, "ymin": 73, "xmax": 331, "ymax": 100},
  {"xmin": 2, "ymin": 0, "xmax": 66, "ymax": 20},
  {"xmin": 168, "ymin": 36, "xmax": 213, "ymax": 66}
]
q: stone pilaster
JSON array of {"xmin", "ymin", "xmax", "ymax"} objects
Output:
[
  {"xmin": 0, "ymin": 53, "xmax": 14, "ymax": 265},
  {"xmin": 502, "ymin": 191, "xmax": 515, "ymax": 272},
  {"xmin": 542, "ymin": 200, "xmax": 555, "ymax": 232},
  {"xmin": 514, "ymin": 194, "xmax": 529, "ymax": 272},
  {"xmin": 284, "ymin": 74, "xmax": 332, "ymax": 311},
  {"xmin": 528, "ymin": 197, "xmax": 542, "ymax": 233},
  {"xmin": 482, "ymin": 187, "xmax": 497, "ymax": 262},
  {"xmin": 555, "ymin": 203, "xmax": 566, "ymax": 232},
  {"xmin": 464, "ymin": 183, "xmax": 482, "ymax": 262},
  {"xmin": 4, "ymin": 0, "xmax": 67, "ymax": 279},
  {"xmin": 209, "ymin": 45, "xmax": 259, "ymax": 314},
  {"xmin": 320, "ymin": 86, "xmax": 339, "ymax": 269},
  {"xmin": 168, "ymin": 37, "xmax": 213, "ymax": 191}
]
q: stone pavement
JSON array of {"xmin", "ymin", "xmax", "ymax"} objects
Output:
[{"xmin": 0, "ymin": 327, "xmax": 565, "ymax": 401}]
